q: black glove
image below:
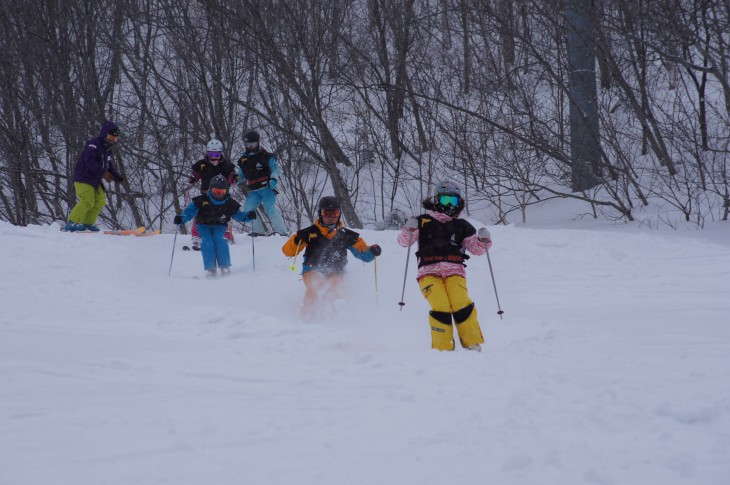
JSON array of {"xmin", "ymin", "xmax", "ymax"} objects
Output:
[
  {"xmin": 293, "ymin": 229, "xmax": 309, "ymax": 246},
  {"xmin": 369, "ymin": 244, "xmax": 382, "ymax": 257},
  {"xmin": 247, "ymin": 210, "xmax": 257, "ymax": 220},
  {"xmin": 173, "ymin": 215, "xmax": 183, "ymax": 225}
]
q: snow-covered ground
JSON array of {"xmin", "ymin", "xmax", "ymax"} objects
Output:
[{"xmin": 1, "ymin": 219, "xmax": 729, "ymax": 485}]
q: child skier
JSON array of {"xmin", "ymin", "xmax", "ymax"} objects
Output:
[
  {"xmin": 397, "ymin": 180, "xmax": 492, "ymax": 352},
  {"xmin": 235, "ymin": 130, "xmax": 289, "ymax": 236},
  {"xmin": 282, "ymin": 196, "xmax": 381, "ymax": 319},
  {"xmin": 175, "ymin": 175, "xmax": 256, "ymax": 278},
  {"xmin": 186, "ymin": 139, "xmax": 238, "ymax": 249}
]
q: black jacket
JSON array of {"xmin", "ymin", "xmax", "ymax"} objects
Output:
[
  {"xmin": 237, "ymin": 150, "xmax": 273, "ymax": 190},
  {"xmin": 190, "ymin": 158, "xmax": 237, "ymax": 192},
  {"xmin": 296, "ymin": 223, "xmax": 362, "ymax": 274},
  {"xmin": 190, "ymin": 194, "xmax": 242, "ymax": 225},
  {"xmin": 415, "ymin": 215, "xmax": 476, "ymax": 268}
]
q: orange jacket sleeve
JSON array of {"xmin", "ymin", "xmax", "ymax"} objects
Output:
[
  {"xmin": 282, "ymin": 233, "xmax": 306, "ymax": 257},
  {"xmin": 351, "ymin": 236, "xmax": 370, "ymax": 253}
]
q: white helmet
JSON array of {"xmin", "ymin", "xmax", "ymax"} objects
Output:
[
  {"xmin": 436, "ymin": 179, "xmax": 461, "ymax": 196},
  {"xmin": 206, "ymin": 139, "xmax": 224, "ymax": 153}
]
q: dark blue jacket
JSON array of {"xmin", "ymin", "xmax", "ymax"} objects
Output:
[{"xmin": 73, "ymin": 120, "xmax": 121, "ymax": 187}]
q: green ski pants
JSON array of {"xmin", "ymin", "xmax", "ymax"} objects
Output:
[{"xmin": 68, "ymin": 182, "xmax": 106, "ymax": 225}]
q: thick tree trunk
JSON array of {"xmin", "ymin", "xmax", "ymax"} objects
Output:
[{"xmin": 565, "ymin": 0, "xmax": 603, "ymax": 191}]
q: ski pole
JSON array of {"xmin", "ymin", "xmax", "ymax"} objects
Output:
[
  {"xmin": 290, "ymin": 239, "xmax": 302, "ymax": 272},
  {"xmin": 168, "ymin": 225, "xmax": 179, "ymax": 276},
  {"xmin": 485, "ymin": 246, "xmax": 504, "ymax": 319},
  {"xmin": 374, "ymin": 256, "xmax": 379, "ymax": 305},
  {"xmin": 398, "ymin": 234, "xmax": 414, "ymax": 311},
  {"xmin": 251, "ymin": 232, "xmax": 256, "ymax": 272}
]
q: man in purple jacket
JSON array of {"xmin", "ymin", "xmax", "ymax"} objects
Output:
[{"xmin": 64, "ymin": 120, "xmax": 125, "ymax": 232}]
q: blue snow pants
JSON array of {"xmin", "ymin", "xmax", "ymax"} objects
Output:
[
  {"xmin": 198, "ymin": 224, "xmax": 231, "ymax": 270},
  {"xmin": 242, "ymin": 187, "xmax": 288, "ymax": 235}
]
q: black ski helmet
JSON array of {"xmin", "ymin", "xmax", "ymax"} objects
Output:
[
  {"xmin": 433, "ymin": 179, "xmax": 464, "ymax": 217},
  {"xmin": 209, "ymin": 174, "xmax": 229, "ymax": 199},
  {"xmin": 317, "ymin": 196, "xmax": 341, "ymax": 225},
  {"xmin": 318, "ymin": 196, "xmax": 340, "ymax": 211},
  {"xmin": 243, "ymin": 130, "xmax": 261, "ymax": 150},
  {"xmin": 243, "ymin": 130, "xmax": 260, "ymax": 143}
]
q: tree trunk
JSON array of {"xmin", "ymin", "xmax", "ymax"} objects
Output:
[{"xmin": 565, "ymin": 0, "xmax": 603, "ymax": 191}]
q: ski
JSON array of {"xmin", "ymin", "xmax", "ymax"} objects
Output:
[
  {"xmin": 191, "ymin": 268, "xmax": 231, "ymax": 279},
  {"xmin": 133, "ymin": 229, "xmax": 161, "ymax": 237},
  {"xmin": 65, "ymin": 226, "xmax": 157, "ymax": 236},
  {"xmin": 103, "ymin": 226, "xmax": 146, "ymax": 236}
]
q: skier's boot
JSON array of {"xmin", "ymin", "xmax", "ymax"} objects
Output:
[{"xmin": 62, "ymin": 221, "xmax": 85, "ymax": 232}]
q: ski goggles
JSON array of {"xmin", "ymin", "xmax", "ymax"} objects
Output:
[
  {"xmin": 108, "ymin": 128, "xmax": 120, "ymax": 137},
  {"xmin": 207, "ymin": 151, "xmax": 222, "ymax": 159},
  {"xmin": 321, "ymin": 208, "xmax": 341, "ymax": 218},
  {"xmin": 438, "ymin": 194, "xmax": 460, "ymax": 207},
  {"xmin": 210, "ymin": 187, "xmax": 227, "ymax": 197},
  {"xmin": 244, "ymin": 141, "xmax": 259, "ymax": 150}
]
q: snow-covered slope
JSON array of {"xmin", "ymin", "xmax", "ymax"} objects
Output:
[{"xmin": 1, "ymin": 221, "xmax": 729, "ymax": 485}]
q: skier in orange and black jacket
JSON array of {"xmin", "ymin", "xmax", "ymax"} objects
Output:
[{"xmin": 282, "ymin": 196, "xmax": 381, "ymax": 320}]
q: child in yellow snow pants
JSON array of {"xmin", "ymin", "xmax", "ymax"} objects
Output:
[
  {"xmin": 419, "ymin": 275, "xmax": 483, "ymax": 351},
  {"xmin": 397, "ymin": 179, "xmax": 493, "ymax": 352}
]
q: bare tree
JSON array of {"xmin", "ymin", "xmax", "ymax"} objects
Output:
[{"xmin": 1, "ymin": 0, "xmax": 727, "ymax": 229}]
